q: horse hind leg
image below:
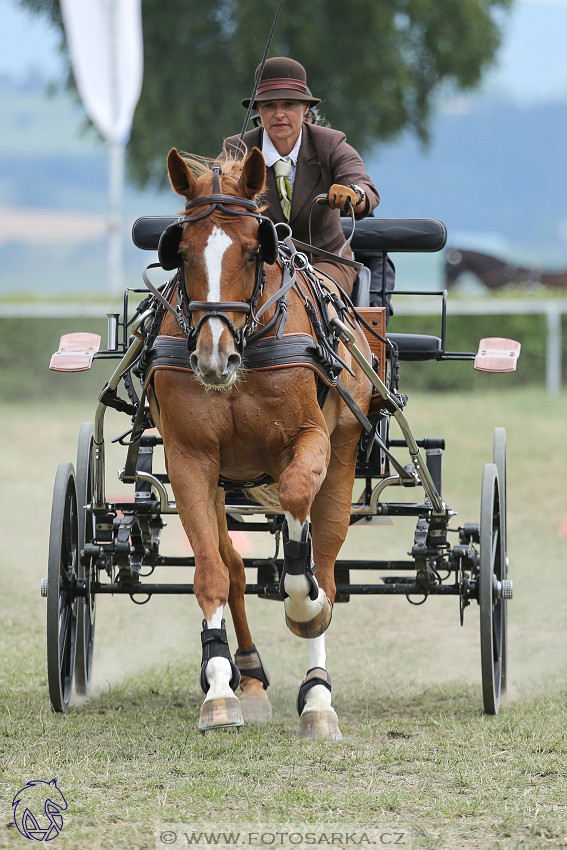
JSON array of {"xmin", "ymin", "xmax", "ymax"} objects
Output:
[
  {"xmin": 234, "ymin": 646, "xmax": 272, "ymax": 723},
  {"xmin": 297, "ymin": 635, "xmax": 342, "ymax": 741},
  {"xmin": 217, "ymin": 489, "xmax": 272, "ymax": 723},
  {"xmin": 280, "ymin": 516, "xmax": 333, "ymax": 639}
]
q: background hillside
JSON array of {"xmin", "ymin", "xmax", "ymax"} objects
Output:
[{"xmin": 2, "ymin": 76, "xmax": 566, "ymax": 297}]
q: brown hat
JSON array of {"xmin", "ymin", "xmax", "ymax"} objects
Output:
[{"xmin": 242, "ymin": 57, "xmax": 321, "ymax": 108}]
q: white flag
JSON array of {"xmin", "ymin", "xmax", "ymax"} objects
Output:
[{"xmin": 60, "ymin": 0, "xmax": 143, "ymax": 144}]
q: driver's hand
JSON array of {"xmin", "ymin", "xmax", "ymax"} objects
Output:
[{"xmin": 327, "ymin": 184, "xmax": 359, "ymax": 211}]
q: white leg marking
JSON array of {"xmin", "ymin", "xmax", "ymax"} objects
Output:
[
  {"xmin": 283, "ymin": 511, "xmax": 328, "ymax": 624},
  {"xmin": 308, "ymin": 635, "xmax": 326, "ymax": 671},
  {"xmin": 203, "ymin": 605, "xmax": 233, "ymax": 701},
  {"xmin": 303, "ymin": 635, "xmax": 335, "ymax": 715}
]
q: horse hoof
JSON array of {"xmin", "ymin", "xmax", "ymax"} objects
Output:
[
  {"xmin": 198, "ymin": 696, "xmax": 244, "ymax": 733},
  {"xmin": 240, "ymin": 695, "xmax": 273, "ymax": 724},
  {"xmin": 285, "ymin": 595, "xmax": 332, "ymax": 639},
  {"xmin": 298, "ymin": 709, "xmax": 343, "ymax": 742}
]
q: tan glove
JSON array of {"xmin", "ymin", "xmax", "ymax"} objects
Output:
[{"xmin": 327, "ymin": 183, "xmax": 360, "ymax": 211}]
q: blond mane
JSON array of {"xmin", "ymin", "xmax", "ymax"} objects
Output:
[{"xmin": 177, "ymin": 144, "xmax": 266, "ymax": 212}]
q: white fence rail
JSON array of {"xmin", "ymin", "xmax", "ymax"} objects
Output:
[
  {"xmin": 2, "ymin": 297, "xmax": 567, "ymax": 394},
  {"xmin": 393, "ymin": 296, "xmax": 567, "ymax": 395}
]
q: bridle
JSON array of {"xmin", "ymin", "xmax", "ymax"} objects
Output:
[{"xmin": 177, "ymin": 165, "xmax": 274, "ymax": 350}]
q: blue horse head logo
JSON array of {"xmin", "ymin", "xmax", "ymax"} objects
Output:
[{"xmin": 12, "ymin": 779, "xmax": 68, "ymax": 842}]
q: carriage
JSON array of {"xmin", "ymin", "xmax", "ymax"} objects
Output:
[{"xmin": 44, "ymin": 149, "xmax": 519, "ymax": 736}]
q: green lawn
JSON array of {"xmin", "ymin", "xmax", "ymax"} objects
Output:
[{"xmin": 1, "ymin": 389, "xmax": 566, "ymax": 849}]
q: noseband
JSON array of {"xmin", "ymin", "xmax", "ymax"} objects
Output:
[{"xmin": 178, "ymin": 166, "xmax": 272, "ymax": 350}]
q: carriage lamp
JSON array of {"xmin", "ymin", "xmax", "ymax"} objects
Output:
[{"xmin": 107, "ymin": 313, "xmax": 120, "ymax": 351}]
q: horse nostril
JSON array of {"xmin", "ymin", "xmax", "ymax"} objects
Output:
[
  {"xmin": 227, "ymin": 353, "xmax": 241, "ymax": 374},
  {"xmin": 189, "ymin": 353, "xmax": 200, "ymax": 373}
]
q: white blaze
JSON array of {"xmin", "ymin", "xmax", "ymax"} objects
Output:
[{"xmin": 204, "ymin": 226, "xmax": 233, "ymax": 357}]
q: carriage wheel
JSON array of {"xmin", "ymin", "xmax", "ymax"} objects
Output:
[
  {"xmin": 74, "ymin": 423, "xmax": 96, "ymax": 697},
  {"xmin": 493, "ymin": 428, "xmax": 508, "ymax": 693},
  {"xmin": 47, "ymin": 462, "xmax": 79, "ymax": 713},
  {"xmin": 479, "ymin": 462, "xmax": 507, "ymax": 715}
]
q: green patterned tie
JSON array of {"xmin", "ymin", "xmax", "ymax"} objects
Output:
[{"xmin": 273, "ymin": 158, "xmax": 292, "ymax": 221}]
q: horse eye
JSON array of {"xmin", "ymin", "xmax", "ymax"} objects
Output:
[{"xmin": 247, "ymin": 249, "xmax": 259, "ymax": 264}]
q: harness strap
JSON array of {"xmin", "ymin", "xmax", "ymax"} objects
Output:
[
  {"xmin": 188, "ymin": 301, "xmax": 251, "ymax": 313},
  {"xmin": 335, "ymin": 380, "xmax": 414, "ymax": 481},
  {"xmin": 121, "ymin": 388, "xmax": 150, "ymax": 482},
  {"xmin": 145, "ymin": 334, "xmax": 342, "ymax": 388},
  {"xmin": 184, "ymin": 193, "xmax": 259, "ymax": 213},
  {"xmin": 292, "ymin": 238, "xmax": 363, "ymax": 270},
  {"xmin": 255, "ymin": 258, "xmax": 298, "ymax": 320},
  {"xmin": 143, "ymin": 264, "xmax": 190, "ymax": 335}
]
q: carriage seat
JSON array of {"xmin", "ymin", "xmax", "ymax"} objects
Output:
[
  {"xmin": 342, "ymin": 217, "xmax": 447, "ymax": 313},
  {"xmin": 132, "ymin": 216, "xmax": 446, "ymax": 360},
  {"xmin": 341, "ymin": 217, "xmax": 447, "ymax": 254},
  {"xmin": 340, "ymin": 218, "xmax": 447, "ymax": 359},
  {"xmin": 133, "ymin": 216, "xmax": 447, "ymax": 258},
  {"xmin": 386, "ymin": 333, "xmax": 442, "ymax": 360}
]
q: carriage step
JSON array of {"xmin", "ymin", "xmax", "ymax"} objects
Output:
[
  {"xmin": 474, "ymin": 338, "xmax": 520, "ymax": 373},
  {"xmin": 49, "ymin": 332, "xmax": 101, "ymax": 371}
]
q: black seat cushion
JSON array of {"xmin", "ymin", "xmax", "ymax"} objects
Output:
[{"xmin": 387, "ymin": 333, "xmax": 442, "ymax": 360}]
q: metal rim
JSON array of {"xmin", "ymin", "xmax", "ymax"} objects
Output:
[
  {"xmin": 47, "ymin": 462, "xmax": 79, "ymax": 713},
  {"xmin": 75, "ymin": 423, "xmax": 96, "ymax": 696},
  {"xmin": 479, "ymin": 462, "xmax": 505, "ymax": 715},
  {"xmin": 493, "ymin": 427, "xmax": 508, "ymax": 693}
]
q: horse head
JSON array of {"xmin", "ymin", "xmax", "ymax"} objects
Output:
[{"xmin": 166, "ymin": 147, "xmax": 272, "ymax": 389}]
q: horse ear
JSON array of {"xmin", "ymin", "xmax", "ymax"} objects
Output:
[
  {"xmin": 167, "ymin": 148, "xmax": 196, "ymax": 199},
  {"xmin": 238, "ymin": 147, "xmax": 266, "ymax": 199}
]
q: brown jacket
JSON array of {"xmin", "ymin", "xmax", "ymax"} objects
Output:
[{"xmin": 220, "ymin": 123, "xmax": 380, "ymax": 257}]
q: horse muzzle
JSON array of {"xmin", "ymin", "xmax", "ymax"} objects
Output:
[
  {"xmin": 189, "ymin": 303, "xmax": 250, "ymax": 389},
  {"xmin": 190, "ymin": 349, "xmax": 241, "ymax": 389}
]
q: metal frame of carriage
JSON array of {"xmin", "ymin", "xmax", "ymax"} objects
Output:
[{"xmin": 43, "ymin": 215, "xmax": 518, "ymax": 719}]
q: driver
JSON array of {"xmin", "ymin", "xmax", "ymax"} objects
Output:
[{"xmin": 219, "ymin": 56, "xmax": 380, "ymax": 297}]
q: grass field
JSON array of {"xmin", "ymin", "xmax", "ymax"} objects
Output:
[{"xmin": 1, "ymin": 388, "xmax": 566, "ymax": 849}]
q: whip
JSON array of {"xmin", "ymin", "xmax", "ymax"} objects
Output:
[{"xmin": 237, "ymin": 0, "xmax": 285, "ymax": 156}]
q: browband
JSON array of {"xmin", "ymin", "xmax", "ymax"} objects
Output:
[
  {"xmin": 188, "ymin": 300, "xmax": 251, "ymax": 313},
  {"xmin": 184, "ymin": 194, "xmax": 259, "ymax": 212}
]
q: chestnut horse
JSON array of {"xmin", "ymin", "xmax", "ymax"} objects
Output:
[{"xmin": 146, "ymin": 147, "xmax": 372, "ymax": 739}]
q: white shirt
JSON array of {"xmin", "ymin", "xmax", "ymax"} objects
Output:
[{"xmin": 261, "ymin": 128, "xmax": 302, "ymax": 190}]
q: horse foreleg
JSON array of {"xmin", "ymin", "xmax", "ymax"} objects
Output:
[
  {"xmin": 216, "ymin": 491, "xmax": 272, "ymax": 723},
  {"xmin": 297, "ymin": 635, "xmax": 342, "ymax": 741},
  {"xmin": 277, "ymin": 429, "xmax": 333, "ymax": 639},
  {"xmin": 296, "ymin": 406, "xmax": 366, "ymax": 742},
  {"xmin": 198, "ymin": 605, "xmax": 243, "ymax": 732},
  {"xmin": 164, "ymin": 450, "xmax": 243, "ymax": 732}
]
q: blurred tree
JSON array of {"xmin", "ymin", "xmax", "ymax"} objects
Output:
[{"xmin": 19, "ymin": 0, "xmax": 513, "ymax": 188}]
